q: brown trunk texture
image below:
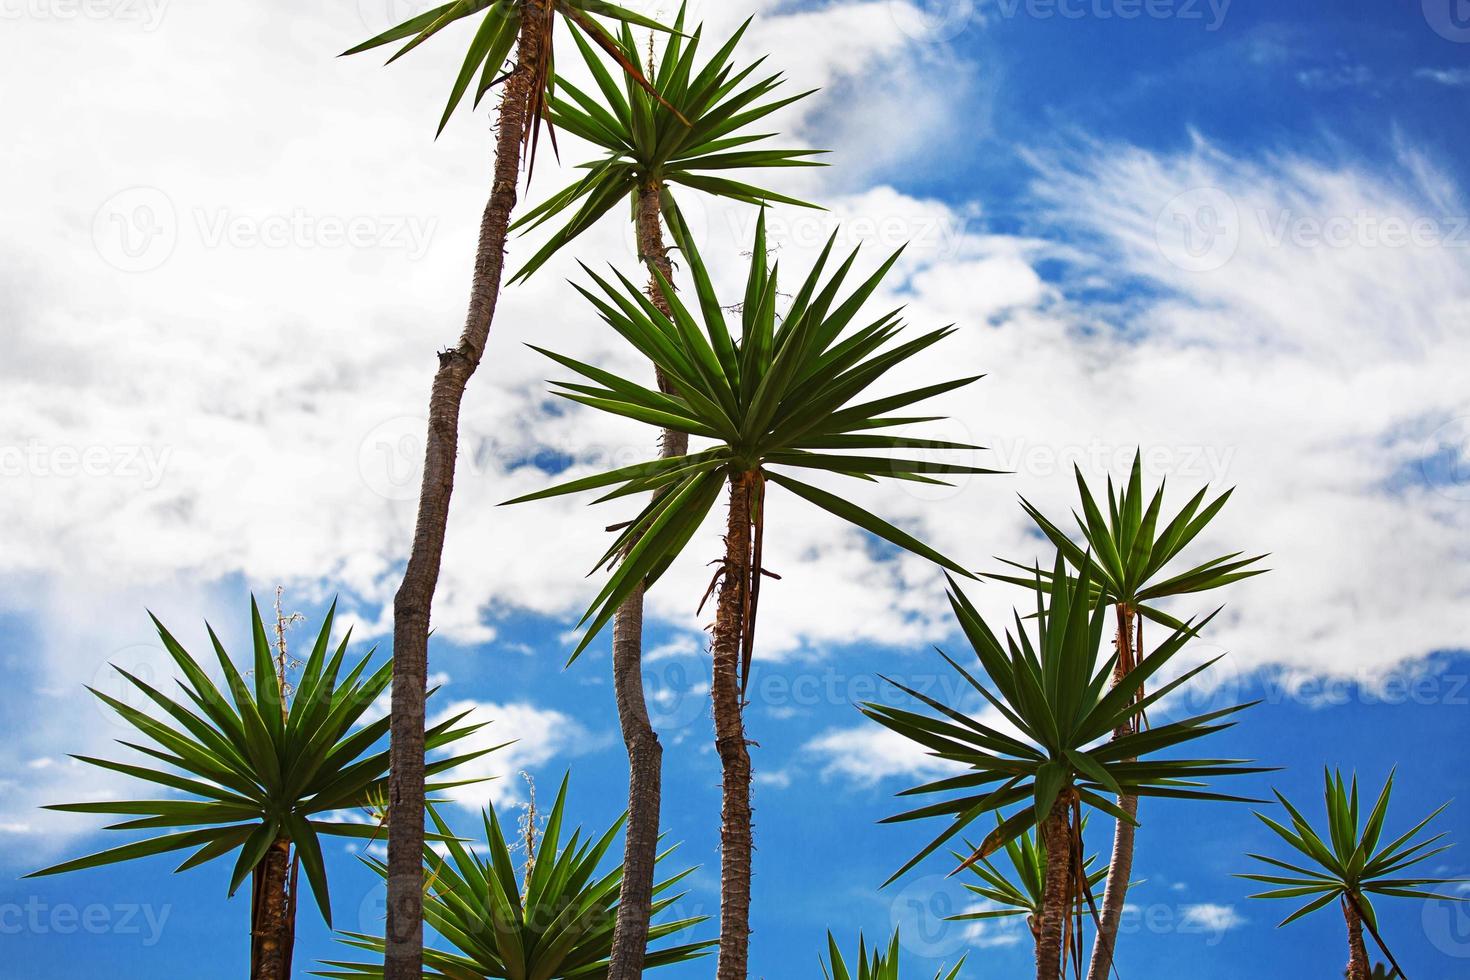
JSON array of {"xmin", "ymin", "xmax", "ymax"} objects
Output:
[
  {"xmin": 1036, "ymin": 799, "xmax": 1074, "ymax": 980},
  {"xmin": 606, "ymin": 181, "xmax": 685, "ymax": 980},
  {"xmin": 250, "ymin": 839, "xmax": 293, "ymax": 980},
  {"xmin": 1343, "ymin": 896, "xmax": 1371, "ymax": 980},
  {"xmin": 713, "ymin": 473, "xmax": 755, "ymax": 980},
  {"xmin": 1087, "ymin": 604, "xmax": 1139, "ymax": 980},
  {"xmin": 383, "ymin": 5, "xmax": 544, "ymax": 977}
]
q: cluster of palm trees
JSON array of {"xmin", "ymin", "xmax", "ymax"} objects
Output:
[{"xmin": 27, "ymin": 3, "xmax": 1467, "ymax": 979}]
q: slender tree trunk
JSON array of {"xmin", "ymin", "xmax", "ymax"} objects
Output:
[
  {"xmin": 1087, "ymin": 604, "xmax": 1138, "ymax": 980},
  {"xmin": 1035, "ymin": 798, "xmax": 1074, "ymax": 980},
  {"xmin": 282, "ymin": 855, "xmax": 299, "ymax": 979},
  {"xmin": 606, "ymin": 180, "xmax": 685, "ymax": 980},
  {"xmin": 1343, "ymin": 896, "xmax": 1371, "ymax": 980},
  {"xmin": 713, "ymin": 472, "xmax": 756, "ymax": 980},
  {"xmin": 249, "ymin": 838, "xmax": 293, "ymax": 980},
  {"xmin": 383, "ymin": 5, "xmax": 545, "ymax": 976}
]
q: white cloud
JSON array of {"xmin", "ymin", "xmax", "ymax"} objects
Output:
[
  {"xmin": 1416, "ymin": 67, "xmax": 1470, "ymax": 87},
  {"xmin": 427, "ymin": 699, "xmax": 607, "ymax": 810},
  {"xmin": 805, "ymin": 722, "xmax": 959, "ymax": 786},
  {"xmin": 1178, "ymin": 902, "xmax": 1246, "ymax": 933}
]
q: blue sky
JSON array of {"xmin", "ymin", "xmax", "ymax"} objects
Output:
[{"xmin": 3, "ymin": 0, "xmax": 1470, "ymax": 977}]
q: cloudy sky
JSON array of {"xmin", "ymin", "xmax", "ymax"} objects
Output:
[{"xmin": 3, "ymin": 0, "xmax": 1470, "ymax": 976}]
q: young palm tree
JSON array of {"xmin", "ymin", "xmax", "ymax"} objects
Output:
[
  {"xmin": 947, "ymin": 817, "xmax": 1107, "ymax": 956},
  {"xmin": 509, "ymin": 6, "xmax": 823, "ymax": 283},
  {"xmin": 503, "ymin": 14, "xmax": 821, "ymax": 974},
  {"xmin": 27, "ymin": 599, "xmax": 488, "ymax": 980},
  {"xmin": 342, "ymin": 5, "xmax": 670, "ymax": 974},
  {"xmin": 1238, "ymin": 769, "xmax": 1467, "ymax": 980},
  {"xmin": 318, "ymin": 774, "xmax": 714, "ymax": 978},
  {"xmin": 507, "ymin": 214, "xmax": 992, "ymax": 977},
  {"xmin": 988, "ymin": 452, "xmax": 1267, "ymax": 978},
  {"xmin": 820, "ymin": 930, "xmax": 964, "ymax": 980},
  {"xmin": 862, "ymin": 559, "xmax": 1267, "ymax": 980}
]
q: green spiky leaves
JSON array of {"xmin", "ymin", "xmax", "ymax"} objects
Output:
[
  {"xmin": 1239, "ymin": 769, "xmax": 1467, "ymax": 931},
  {"xmin": 989, "ymin": 450, "xmax": 1267, "ymax": 630},
  {"xmin": 342, "ymin": 0, "xmax": 672, "ymax": 141},
  {"xmin": 862, "ymin": 557, "xmax": 1268, "ymax": 885},
  {"xmin": 505, "ymin": 210, "xmax": 994, "ymax": 660},
  {"xmin": 27, "ymin": 598, "xmax": 491, "ymax": 928},
  {"xmin": 317, "ymin": 774, "xmax": 714, "ymax": 979},
  {"xmin": 948, "ymin": 817, "xmax": 1107, "ymax": 923},
  {"xmin": 820, "ymin": 930, "xmax": 964, "ymax": 980},
  {"xmin": 509, "ymin": 4, "xmax": 825, "ymax": 281}
]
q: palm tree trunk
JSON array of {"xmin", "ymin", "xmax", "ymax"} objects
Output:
[
  {"xmin": 712, "ymin": 471, "xmax": 756, "ymax": 980},
  {"xmin": 606, "ymin": 180, "xmax": 685, "ymax": 980},
  {"xmin": 383, "ymin": 5, "xmax": 546, "ymax": 977},
  {"xmin": 249, "ymin": 838, "xmax": 293, "ymax": 980},
  {"xmin": 1343, "ymin": 896, "xmax": 1371, "ymax": 980},
  {"xmin": 1036, "ymin": 798, "xmax": 1073, "ymax": 980},
  {"xmin": 1087, "ymin": 604, "xmax": 1138, "ymax": 980}
]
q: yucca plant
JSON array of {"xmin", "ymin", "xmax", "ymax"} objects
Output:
[
  {"xmin": 26, "ymin": 598, "xmax": 489, "ymax": 980},
  {"xmin": 1238, "ymin": 769, "xmax": 1467, "ymax": 980},
  {"xmin": 508, "ymin": 4, "xmax": 823, "ymax": 283},
  {"xmin": 318, "ymin": 775, "xmax": 714, "ymax": 979},
  {"xmin": 989, "ymin": 452, "xmax": 1267, "ymax": 979},
  {"xmin": 508, "ymin": 212, "xmax": 991, "ymax": 977},
  {"xmin": 948, "ymin": 817, "xmax": 1107, "ymax": 956},
  {"xmin": 502, "ymin": 13, "xmax": 822, "ymax": 974},
  {"xmin": 341, "ymin": 5, "xmax": 672, "ymax": 973},
  {"xmin": 862, "ymin": 558, "xmax": 1267, "ymax": 980},
  {"xmin": 819, "ymin": 930, "xmax": 964, "ymax": 980}
]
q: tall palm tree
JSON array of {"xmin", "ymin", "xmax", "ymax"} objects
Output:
[
  {"xmin": 863, "ymin": 559, "xmax": 1267, "ymax": 980},
  {"xmin": 947, "ymin": 817, "xmax": 1107, "ymax": 957},
  {"xmin": 342, "ymin": 5, "xmax": 670, "ymax": 974},
  {"xmin": 1238, "ymin": 769, "xmax": 1467, "ymax": 980},
  {"xmin": 26, "ymin": 598, "xmax": 487, "ymax": 980},
  {"xmin": 988, "ymin": 452, "xmax": 1267, "ymax": 978},
  {"xmin": 503, "ymin": 13, "xmax": 822, "ymax": 973},
  {"xmin": 318, "ymin": 774, "xmax": 715, "ymax": 978},
  {"xmin": 507, "ymin": 213, "xmax": 992, "ymax": 977},
  {"xmin": 820, "ymin": 931, "xmax": 965, "ymax": 980}
]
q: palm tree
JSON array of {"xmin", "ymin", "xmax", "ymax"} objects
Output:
[
  {"xmin": 318, "ymin": 774, "xmax": 714, "ymax": 978},
  {"xmin": 504, "ymin": 13, "xmax": 821, "ymax": 974},
  {"xmin": 947, "ymin": 817, "xmax": 1107, "ymax": 956},
  {"xmin": 988, "ymin": 452, "xmax": 1267, "ymax": 979},
  {"xmin": 507, "ymin": 213, "xmax": 992, "ymax": 977},
  {"xmin": 820, "ymin": 930, "xmax": 964, "ymax": 980},
  {"xmin": 1238, "ymin": 769, "xmax": 1467, "ymax": 980},
  {"xmin": 508, "ymin": 5, "xmax": 823, "ymax": 283},
  {"xmin": 341, "ymin": 5, "xmax": 670, "ymax": 974},
  {"xmin": 26, "ymin": 598, "xmax": 488, "ymax": 980},
  {"xmin": 862, "ymin": 559, "xmax": 1267, "ymax": 980}
]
